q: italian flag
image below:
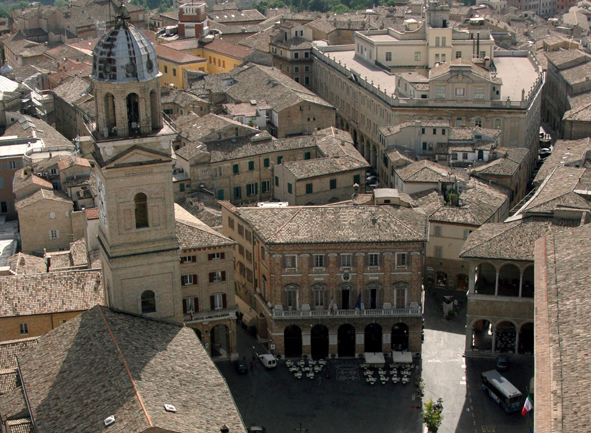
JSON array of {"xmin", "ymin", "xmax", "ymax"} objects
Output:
[{"xmin": 522, "ymin": 394, "xmax": 533, "ymax": 416}]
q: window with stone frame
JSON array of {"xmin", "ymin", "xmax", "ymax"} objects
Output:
[
  {"xmin": 141, "ymin": 290, "xmax": 156, "ymax": 313},
  {"xmin": 285, "ymin": 254, "xmax": 297, "ymax": 269},
  {"xmin": 341, "ymin": 253, "xmax": 352, "ymax": 268},
  {"xmin": 285, "ymin": 284, "xmax": 298, "ymax": 310},
  {"xmin": 394, "ymin": 282, "xmax": 408, "ymax": 309},
  {"xmin": 396, "ymin": 252, "xmax": 408, "ymax": 268},
  {"xmin": 312, "ymin": 284, "xmax": 326, "ymax": 309},
  {"xmin": 368, "ymin": 253, "xmax": 379, "ymax": 268},
  {"xmin": 313, "ymin": 254, "xmax": 325, "ymax": 268}
]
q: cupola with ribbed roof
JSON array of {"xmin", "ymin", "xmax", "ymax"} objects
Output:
[{"xmin": 91, "ymin": 3, "xmax": 163, "ymax": 139}]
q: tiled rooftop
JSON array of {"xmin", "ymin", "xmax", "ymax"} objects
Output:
[
  {"xmin": 7, "ymin": 253, "xmax": 47, "ymax": 275},
  {"xmin": 225, "ymin": 63, "xmax": 333, "ymax": 112},
  {"xmin": 0, "ymin": 338, "xmax": 38, "ymax": 370},
  {"xmin": 396, "ymin": 160, "xmax": 452, "ymax": 183},
  {"xmin": 14, "ymin": 189, "xmax": 72, "ymax": 210},
  {"xmin": 0, "ymin": 270, "xmax": 103, "ymax": 317},
  {"xmin": 282, "ymin": 155, "xmax": 368, "ymax": 179},
  {"xmin": 174, "ymin": 204, "xmax": 235, "ymax": 250},
  {"xmin": 460, "ymin": 216, "xmax": 581, "ymax": 261},
  {"xmin": 224, "ymin": 202, "xmax": 428, "ymax": 244},
  {"xmin": 533, "ymin": 138, "xmax": 591, "ymax": 186},
  {"xmin": 411, "ymin": 177, "xmax": 508, "ymax": 225},
  {"xmin": 520, "ymin": 166, "xmax": 591, "ymax": 215},
  {"xmin": 11, "ymin": 169, "xmax": 52, "ymax": 196},
  {"xmin": 534, "ymin": 223, "xmax": 591, "ymax": 433},
  {"xmin": 16, "ymin": 306, "xmax": 247, "ymax": 433}
]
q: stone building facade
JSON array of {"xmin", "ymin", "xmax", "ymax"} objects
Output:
[
  {"xmin": 221, "ymin": 202, "xmax": 428, "ymax": 359},
  {"xmin": 175, "ymin": 204, "xmax": 238, "ymax": 358},
  {"xmin": 16, "ymin": 189, "xmax": 74, "ymax": 254},
  {"xmin": 312, "ymin": 11, "xmax": 544, "ymax": 189}
]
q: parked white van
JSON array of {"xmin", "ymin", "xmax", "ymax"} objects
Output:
[{"xmin": 258, "ymin": 354, "xmax": 277, "ymax": 369}]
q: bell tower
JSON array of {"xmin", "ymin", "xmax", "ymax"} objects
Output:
[{"xmin": 90, "ymin": 5, "xmax": 183, "ymax": 322}]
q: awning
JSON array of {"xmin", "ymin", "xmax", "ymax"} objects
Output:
[
  {"xmin": 364, "ymin": 352, "xmax": 385, "ymax": 364},
  {"xmin": 392, "ymin": 351, "xmax": 413, "ymax": 363}
]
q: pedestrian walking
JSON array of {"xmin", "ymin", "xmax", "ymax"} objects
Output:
[{"xmin": 249, "ymin": 361, "xmax": 254, "ymax": 371}]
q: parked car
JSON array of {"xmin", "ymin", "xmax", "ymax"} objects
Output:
[
  {"xmin": 234, "ymin": 359, "xmax": 248, "ymax": 374},
  {"xmin": 258, "ymin": 353, "xmax": 277, "ymax": 369},
  {"xmin": 496, "ymin": 355, "xmax": 508, "ymax": 371},
  {"xmin": 247, "ymin": 427, "xmax": 266, "ymax": 433}
]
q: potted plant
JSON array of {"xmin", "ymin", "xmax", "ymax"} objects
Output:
[{"xmin": 422, "ymin": 399, "xmax": 444, "ymax": 433}]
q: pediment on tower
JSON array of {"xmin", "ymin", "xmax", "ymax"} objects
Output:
[{"xmin": 103, "ymin": 145, "xmax": 172, "ymax": 169}]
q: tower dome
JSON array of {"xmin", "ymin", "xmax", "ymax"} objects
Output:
[
  {"xmin": 0, "ymin": 62, "xmax": 14, "ymax": 77},
  {"xmin": 91, "ymin": 5, "xmax": 159, "ymax": 83}
]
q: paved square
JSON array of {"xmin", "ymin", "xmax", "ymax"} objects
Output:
[{"xmin": 217, "ymin": 329, "xmax": 423, "ymax": 433}]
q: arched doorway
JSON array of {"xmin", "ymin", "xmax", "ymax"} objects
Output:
[
  {"xmin": 126, "ymin": 93, "xmax": 140, "ymax": 133},
  {"xmin": 495, "ymin": 321, "xmax": 516, "ymax": 353},
  {"xmin": 352, "ymin": 129, "xmax": 358, "ymax": 145},
  {"xmin": 456, "ymin": 274, "xmax": 468, "ymax": 291},
  {"xmin": 311, "ymin": 324, "xmax": 329, "ymax": 359},
  {"xmin": 519, "ymin": 323, "xmax": 534, "ymax": 354},
  {"xmin": 338, "ymin": 324, "xmax": 356, "ymax": 357},
  {"xmin": 210, "ymin": 324, "xmax": 230, "ymax": 357},
  {"xmin": 284, "ymin": 325, "xmax": 302, "ymax": 358},
  {"xmin": 497, "ymin": 264, "xmax": 520, "ymax": 297},
  {"xmin": 364, "ymin": 323, "xmax": 382, "ymax": 353},
  {"xmin": 471, "ymin": 319, "xmax": 493, "ymax": 351},
  {"xmin": 391, "ymin": 323, "xmax": 409, "ymax": 351}
]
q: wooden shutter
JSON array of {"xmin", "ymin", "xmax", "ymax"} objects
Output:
[
  {"xmin": 221, "ymin": 252, "xmax": 225, "ymax": 259},
  {"xmin": 221, "ymin": 271, "xmax": 226, "ymax": 281},
  {"xmin": 208, "ymin": 254, "xmax": 213, "ymax": 260},
  {"xmin": 193, "ymin": 274, "xmax": 198, "ymax": 284},
  {"xmin": 210, "ymin": 295, "xmax": 215, "ymax": 310},
  {"xmin": 209, "ymin": 273, "xmax": 214, "ymax": 283},
  {"xmin": 183, "ymin": 299, "xmax": 188, "ymax": 314},
  {"xmin": 192, "ymin": 256, "xmax": 196, "ymax": 262},
  {"xmin": 180, "ymin": 257, "xmax": 185, "ymax": 264},
  {"xmin": 181, "ymin": 276, "xmax": 185, "ymax": 286},
  {"xmin": 194, "ymin": 297, "xmax": 199, "ymax": 312},
  {"xmin": 222, "ymin": 293, "xmax": 227, "ymax": 308}
]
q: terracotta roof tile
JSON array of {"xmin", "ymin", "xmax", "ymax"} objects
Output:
[
  {"xmin": 228, "ymin": 203, "xmax": 428, "ymax": 244},
  {"xmin": 0, "ymin": 270, "xmax": 103, "ymax": 317},
  {"xmin": 203, "ymin": 39, "xmax": 253, "ymax": 60},
  {"xmin": 534, "ymin": 223, "xmax": 591, "ymax": 433},
  {"xmin": 17, "ymin": 306, "xmax": 247, "ymax": 433},
  {"xmin": 155, "ymin": 44, "xmax": 205, "ymax": 65},
  {"xmin": 15, "ymin": 189, "xmax": 72, "ymax": 210},
  {"xmin": 174, "ymin": 204, "xmax": 235, "ymax": 249}
]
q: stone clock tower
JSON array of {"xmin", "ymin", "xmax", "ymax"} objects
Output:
[{"xmin": 90, "ymin": 6, "xmax": 182, "ymax": 322}]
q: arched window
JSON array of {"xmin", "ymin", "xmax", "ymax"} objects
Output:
[
  {"xmin": 494, "ymin": 118, "xmax": 502, "ymax": 129},
  {"xmin": 150, "ymin": 90, "xmax": 159, "ymax": 130},
  {"xmin": 134, "ymin": 193, "xmax": 149, "ymax": 228},
  {"xmin": 104, "ymin": 93, "xmax": 116, "ymax": 135},
  {"xmin": 127, "ymin": 93, "xmax": 140, "ymax": 133},
  {"xmin": 141, "ymin": 290, "xmax": 156, "ymax": 313},
  {"xmin": 474, "ymin": 118, "xmax": 482, "ymax": 127}
]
